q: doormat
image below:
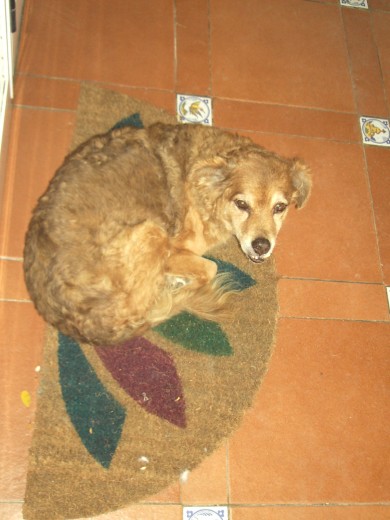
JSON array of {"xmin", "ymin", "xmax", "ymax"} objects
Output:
[{"xmin": 23, "ymin": 83, "xmax": 278, "ymax": 520}]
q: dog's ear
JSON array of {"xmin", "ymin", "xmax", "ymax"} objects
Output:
[
  {"xmin": 290, "ymin": 159, "xmax": 312, "ymax": 208},
  {"xmin": 189, "ymin": 157, "xmax": 231, "ymax": 199}
]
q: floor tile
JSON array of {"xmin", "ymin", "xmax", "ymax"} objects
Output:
[
  {"xmin": 370, "ymin": 0, "xmax": 390, "ymax": 11},
  {"xmin": 210, "ymin": 0, "xmax": 355, "ymax": 111},
  {"xmin": 340, "ymin": 0, "xmax": 369, "ymax": 9},
  {"xmin": 0, "ymin": 108, "xmax": 75, "ymax": 258},
  {"xmin": 342, "ymin": 8, "xmax": 388, "ymax": 116},
  {"xmin": 93, "ymin": 504, "xmax": 182, "ymax": 519},
  {"xmin": 372, "ymin": 11, "xmax": 390, "ymax": 106},
  {"xmin": 0, "ymin": 503, "xmax": 23, "ymax": 520},
  {"xmin": 231, "ymin": 506, "xmax": 390, "ymax": 520},
  {"xmin": 0, "ymin": 259, "xmax": 30, "ymax": 301},
  {"xmin": 278, "ymin": 279, "xmax": 389, "ymax": 322},
  {"xmin": 360, "ymin": 117, "xmax": 390, "ymax": 147},
  {"xmin": 229, "ymin": 319, "xmax": 390, "ymax": 504},
  {"xmin": 13, "ymin": 75, "xmax": 80, "ymax": 110},
  {"xmin": 214, "ymin": 99, "xmax": 360, "ymax": 142},
  {"xmin": 0, "ymin": 303, "xmax": 45, "ymax": 499},
  {"xmin": 175, "ymin": 0, "xmax": 210, "ymax": 95},
  {"xmin": 365, "ymin": 146, "xmax": 390, "ymax": 284},
  {"xmin": 180, "ymin": 443, "xmax": 228, "ymax": 505},
  {"xmin": 13, "ymin": 76, "xmax": 177, "ymax": 115},
  {"xmin": 184, "ymin": 506, "xmax": 228, "ymax": 519},
  {"xmin": 246, "ymin": 135, "xmax": 383, "ymax": 283},
  {"xmin": 142, "ymin": 482, "xmax": 180, "ymax": 504},
  {"xmin": 0, "ymin": 503, "xmax": 185, "ymax": 520},
  {"xmin": 177, "ymin": 94, "xmax": 213, "ymax": 125},
  {"xmin": 18, "ymin": 0, "xmax": 174, "ymax": 90}
]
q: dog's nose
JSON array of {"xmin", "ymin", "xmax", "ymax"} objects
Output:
[{"xmin": 252, "ymin": 237, "xmax": 271, "ymax": 256}]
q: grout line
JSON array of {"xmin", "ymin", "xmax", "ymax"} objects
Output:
[
  {"xmin": 214, "ymin": 95, "xmax": 358, "ymax": 116},
  {"xmin": 225, "ymin": 440, "xmax": 231, "ymax": 506},
  {"xmin": 0, "ymin": 298, "xmax": 31, "ymax": 303},
  {"xmin": 2, "ymin": 500, "xmax": 387, "ymax": 508},
  {"xmin": 0, "ymin": 255, "xmax": 23, "ymax": 261},
  {"xmin": 278, "ymin": 275, "xmax": 385, "ymax": 286},
  {"xmin": 79, "ymin": 501, "xmax": 390, "ymax": 508},
  {"xmin": 278, "ymin": 315, "xmax": 389, "ymax": 324},
  {"xmin": 16, "ymin": 73, "xmax": 176, "ymax": 95},
  {"xmin": 144, "ymin": 502, "xmax": 390, "ymax": 509},
  {"xmin": 16, "ymin": 72, "xmax": 173, "ymax": 91},
  {"xmin": 219, "ymin": 125, "xmax": 360, "ymax": 145},
  {"xmin": 173, "ymin": 0, "xmax": 178, "ymax": 97},
  {"xmin": 359, "ymin": 123, "xmax": 386, "ymax": 279},
  {"xmin": 230, "ymin": 502, "xmax": 390, "ymax": 508},
  {"xmin": 207, "ymin": 0, "xmax": 213, "ymax": 98},
  {"xmin": 130, "ymin": 501, "xmax": 181, "ymax": 506},
  {"xmin": 368, "ymin": 10, "xmax": 390, "ymax": 118},
  {"xmin": 228, "ymin": 502, "xmax": 390, "ymax": 508},
  {"xmin": 339, "ymin": 6, "xmax": 359, "ymax": 116},
  {"xmin": 15, "ymin": 71, "xmax": 83, "ymax": 83},
  {"xmin": 304, "ymin": 0, "xmax": 347, "ymax": 5},
  {"xmin": 12, "ymin": 103, "xmax": 76, "ymax": 113}
]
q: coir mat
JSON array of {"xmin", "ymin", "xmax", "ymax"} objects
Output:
[{"xmin": 23, "ymin": 83, "xmax": 278, "ymax": 519}]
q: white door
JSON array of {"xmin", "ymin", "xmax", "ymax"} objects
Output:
[{"xmin": 0, "ymin": 0, "xmax": 15, "ymax": 203}]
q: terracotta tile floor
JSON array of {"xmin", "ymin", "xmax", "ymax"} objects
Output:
[{"xmin": 1, "ymin": 0, "xmax": 389, "ymax": 518}]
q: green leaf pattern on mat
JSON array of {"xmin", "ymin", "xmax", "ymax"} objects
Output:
[
  {"xmin": 111, "ymin": 113, "xmax": 143, "ymax": 130},
  {"xmin": 154, "ymin": 312, "xmax": 232, "ymax": 355},
  {"xmin": 205, "ymin": 255, "xmax": 257, "ymax": 292},
  {"xmin": 58, "ymin": 333, "xmax": 126, "ymax": 469}
]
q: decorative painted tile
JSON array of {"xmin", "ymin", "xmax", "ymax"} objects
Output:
[
  {"xmin": 177, "ymin": 94, "xmax": 213, "ymax": 126},
  {"xmin": 340, "ymin": 0, "xmax": 369, "ymax": 8},
  {"xmin": 183, "ymin": 506, "xmax": 228, "ymax": 520},
  {"xmin": 360, "ymin": 117, "xmax": 390, "ymax": 147}
]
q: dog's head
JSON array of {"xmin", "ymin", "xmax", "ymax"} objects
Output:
[{"xmin": 190, "ymin": 149, "xmax": 311, "ymax": 263}]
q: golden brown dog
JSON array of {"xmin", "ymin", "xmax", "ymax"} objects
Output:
[{"xmin": 24, "ymin": 123, "xmax": 311, "ymax": 345}]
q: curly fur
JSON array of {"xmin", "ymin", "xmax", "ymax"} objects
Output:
[{"xmin": 23, "ymin": 123, "xmax": 311, "ymax": 345}]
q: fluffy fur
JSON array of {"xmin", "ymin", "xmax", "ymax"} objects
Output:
[{"xmin": 24, "ymin": 123, "xmax": 311, "ymax": 345}]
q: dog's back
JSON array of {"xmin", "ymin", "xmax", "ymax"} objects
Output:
[{"xmin": 24, "ymin": 126, "xmax": 178, "ymax": 343}]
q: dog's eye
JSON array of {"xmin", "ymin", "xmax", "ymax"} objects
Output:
[
  {"xmin": 273, "ymin": 202, "xmax": 287, "ymax": 214},
  {"xmin": 234, "ymin": 199, "xmax": 250, "ymax": 211}
]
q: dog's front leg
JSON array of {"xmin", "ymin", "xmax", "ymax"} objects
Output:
[{"xmin": 165, "ymin": 250, "xmax": 217, "ymax": 291}]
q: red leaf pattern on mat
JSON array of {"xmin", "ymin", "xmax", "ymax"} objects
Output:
[{"xmin": 95, "ymin": 337, "xmax": 186, "ymax": 428}]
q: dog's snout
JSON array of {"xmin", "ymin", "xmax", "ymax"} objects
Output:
[{"xmin": 252, "ymin": 237, "xmax": 271, "ymax": 256}]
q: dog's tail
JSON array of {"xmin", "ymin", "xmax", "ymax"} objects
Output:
[
  {"xmin": 180, "ymin": 272, "xmax": 238, "ymax": 321},
  {"xmin": 145, "ymin": 272, "xmax": 238, "ymax": 327}
]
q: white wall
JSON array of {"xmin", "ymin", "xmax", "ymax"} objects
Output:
[{"xmin": 0, "ymin": 0, "xmax": 24, "ymax": 208}]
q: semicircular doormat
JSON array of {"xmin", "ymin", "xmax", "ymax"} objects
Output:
[{"xmin": 23, "ymin": 83, "xmax": 278, "ymax": 520}]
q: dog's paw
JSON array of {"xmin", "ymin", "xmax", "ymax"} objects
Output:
[{"xmin": 166, "ymin": 275, "xmax": 191, "ymax": 291}]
